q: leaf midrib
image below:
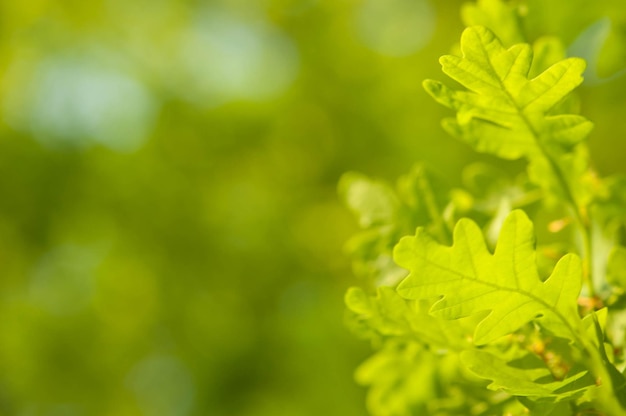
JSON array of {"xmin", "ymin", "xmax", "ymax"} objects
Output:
[
  {"xmin": 476, "ymin": 37, "xmax": 583, "ymax": 221},
  {"xmin": 403, "ymin": 234, "xmax": 577, "ymax": 340}
]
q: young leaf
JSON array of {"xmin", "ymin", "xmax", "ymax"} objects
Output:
[
  {"xmin": 425, "ymin": 25, "xmax": 591, "ymax": 154},
  {"xmin": 424, "ymin": 26, "xmax": 593, "ymax": 206},
  {"xmin": 394, "ymin": 209, "xmax": 583, "ymax": 345},
  {"xmin": 346, "ymin": 286, "xmax": 480, "ymax": 351},
  {"xmin": 461, "ymin": 349, "xmax": 594, "ymax": 400}
]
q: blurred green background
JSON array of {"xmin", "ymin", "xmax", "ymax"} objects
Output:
[{"xmin": 0, "ymin": 0, "xmax": 625, "ymax": 415}]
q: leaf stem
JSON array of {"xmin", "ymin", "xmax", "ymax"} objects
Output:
[
  {"xmin": 579, "ymin": 314, "xmax": 626, "ymax": 414},
  {"xmin": 527, "ymin": 126, "xmax": 595, "ymax": 297},
  {"xmin": 495, "ymin": 79, "xmax": 595, "ymax": 297}
]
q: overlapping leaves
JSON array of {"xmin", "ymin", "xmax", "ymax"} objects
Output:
[{"xmin": 338, "ymin": 165, "xmax": 454, "ymax": 287}]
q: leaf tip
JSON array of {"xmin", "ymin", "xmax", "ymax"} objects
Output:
[
  {"xmin": 422, "ymin": 79, "xmax": 440, "ymax": 95},
  {"xmin": 570, "ymin": 56, "xmax": 587, "ymax": 73},
  {"xmin": 461, "ymin": 25, "xmax": 499, "ymax": 50}
]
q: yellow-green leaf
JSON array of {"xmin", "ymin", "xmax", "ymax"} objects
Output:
[{"xmin": 394, "ymin": 210, "xmax": 583, "ymax": 345}]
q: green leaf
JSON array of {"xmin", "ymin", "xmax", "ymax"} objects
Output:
[
  {"xmin": 396, "ymin": 164, "xmax": 453, "ymax": 244},
  {"xmin": 424, "ymin": 26, "xmax": 593, "ymax": 205},
  {"xmin": 355, "ymin": 340, "xmax": 511, "ymax": 416},
  {"xmin": 425, "ymin": 26, "xmax": 591, "ymax": 153},
  {"xmin": 345, "ymin": 286, "xmax": 413, "ymax": 337},
  {"xmin": 339, "ymin": 167, "xmax": 456, "ymax": 286},
  {"xmin": 394, "ymin": 209, "xmax": 583, "ymax": 345},
  {"xmin": 516, "ymin": 398, "xmax": 573, "ymax": 416},
  {"xmin": 355, "ymin": 340, "xmax": 438, "ymax": 416},
  {"xmin": 586, "ymin": 311, "xmax": 626, "ymax": 410},
  {"xmin": 338, "ymin": 172, "xmax": 408, "ymax": 285},
  {"xmin": 461, "ymin": 349, "xmax": 594, "ymax": 400},
  {"xmin": 345, "ymin": 286, "xmax": 478, "ymax": 350}
]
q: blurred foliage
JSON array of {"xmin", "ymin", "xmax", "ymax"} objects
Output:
[{"xmin": 0, "ymin": 0, "xmax": 626, "ymax": 415}]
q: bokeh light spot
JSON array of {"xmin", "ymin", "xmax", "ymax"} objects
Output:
[
  {"xmin": 177, "ymin": 9, "xmax": 299, "ymax": 106},
  {"xmin": 3, "ymin": 54, "xmax": 157, "ymax": 152}
]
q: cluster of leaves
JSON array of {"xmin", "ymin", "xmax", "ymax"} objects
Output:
[{"xmin": 341, "ymin": 1, "xmax": 626, "ymax": 415}]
